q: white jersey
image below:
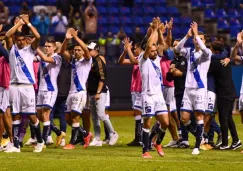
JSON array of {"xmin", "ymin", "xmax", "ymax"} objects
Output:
[
  {"xmin": 38, "ymin": 53, "xmax": 62, "ymax": 91},
  {"xmin": 9, "ymin": 45, "xmax": 36, "ymax": 84},
  {"xmin": 175, "ymin": 36, "xmax": 212, "ymax": 89},
  {"xmin": 139, "ymin": 52, "xmax": 163, "ymax": 95},
  {"xmin": 69, "ymin": 57, "xmax": 92, "ymax": 93}
]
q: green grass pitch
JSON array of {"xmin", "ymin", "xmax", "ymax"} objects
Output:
[{"xmin": 1, "ymin": 115, "xmax": 243, "ymax": 171}]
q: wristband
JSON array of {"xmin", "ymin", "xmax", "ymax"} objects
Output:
[{"xmin": 27, "ymin": 23, "xmax": 32, "ymax": 27}]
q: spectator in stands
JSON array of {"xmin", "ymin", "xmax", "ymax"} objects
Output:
[
  {"xmin": 20, "ymin": 1, "xmax": 32, "ymax": 17},
  {"xmin": 117, "ymin": 27, "xmax": 127, "ymax": 40},
  {"xmin": 131, "ymin": 27, "xmax": 144, "ymax": 43},
  {"xmin": 0, "ymin": 1, "xmax": 9, "ymax": 26},
  {"xmin": 32, "ymin": 9, "xmax": 50, "ymax": 46},
  {"xmin": 51, "ymin": 9, "xmax": 68, "ymax": 42},
  {"xmin": 56, "ymin": 0, "xmax": 72, "ymax": 18},
  {"xmin": 84, "ymin": 1, "xmax": 98, "ymax": 40},
  {"xmin": 106, "ymin": 32, "xmax": 120, "ymax": 64},
  {"xmin": 70, "ymin": 12, "xmax": 83, "ymax": 32}
]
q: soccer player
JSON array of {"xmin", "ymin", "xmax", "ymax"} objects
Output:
[
  {"xmin": 60, "ymin": 28, "xmax": 92, "ymax": 149},
  {"xmin": 118, "ymin": 37, "xmax": 143, "ymax": 146},
  {"xmin": 4, "ymin": 14, "xmax": 44, "ymax": 152},
  {"xmin": 139, "ymin": 18, "xmax": 169, "ymax": 158},
  {"xmin": 175, "ymin": 22, "xmax": 212, "ymax": 155},
  {"xmin": 87, "ymin": 40, "xmax": 118, "ymax": 146},
  {"xmin": 36, "ymin": 37, "xmax": 65, "ymax": 147}
]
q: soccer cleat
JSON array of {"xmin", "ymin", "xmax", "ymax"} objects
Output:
[
  {"xmin": 2, "ymin": 142, "xmax": 12, "ymax": 151},
  {"xmin": 154, "ymin": 144, "xmax": 165, "ymax": 157},
  {"xmin": 219, "ymin": 145, "xmax": 230, "ymax": 150},
  {"xmin": 200, "ymin": 144, "xmax": 209, "ymax": 151},
  {"xmin": 25, "ymin": 138, "xmax": 37, "ymax": 146},
  {"xmin": 177, "ymin": 141, "xmax": 190, "ymax": 148},
  {"xmin": 63, "ymin": 144, "xmax": 75, "ymax": 150},
  {"xmin": 109, "ymin": 132, "xmax": 118, "ymax": 146},
  {"xmin": 102, "ymin": 139, "xmax": 110, "ymax": 145},
  {"xmin": 83, "ymin": 132, "xmax": 93, "ymax": 148},
  {"xmin": 204, "ymin": 144, "xmax": 213, "ymax": 150},
  {"xmin": 4, "ymin": 143, "xmax": 21, "ymax": 153},
  {"xmin": 230, "ymin": 140, "xmax": 242, "ymax": 150},
  {"xmin": 55, "ymin": 132, "xmax": 66, "ymax": 147},
  {"xmin": 163, "ymin": 140, "xmax": 177, "ymax": 148},
  {"xmin": 0, "ymin": 146, "xmax": 3, "ymax": 152},
  {"xmin": 46, "ymin": 136, "xmax": 54, "ymax": 145},
  {"xmin": 89, "ymin": 138, "xmax": 103, "ymax": 146},
  {"xmin": 60, "ymin": 138, "xmax": 66, "ymax": 147},
  {"xmin": 142, "ymin": 152, "xmax": 152, "ymax": 158},
  {"xmin": 127, "ymin": 139, "xmax": 142, "ymax": 146},
  {"xmin": 191, "ymin": 148, "xmax": 200, "ymax": 155},
  {"xmin": 33, "ymin": 141, "xmax": 45, "ymax": 152},
  {"xmin": 1, "ymin": 137, "xmax": 10, "ymax": 147}
]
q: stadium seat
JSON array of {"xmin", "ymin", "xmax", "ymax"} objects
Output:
[
  {"xmin": 180, "ymin": 16, "xmax": 192, "ymax": 25},
  {"xmin": 230, "ymin": 27, "xmax": 240, "ymax": 39},
  {"xmin": 124, "ymin": 27, "xmax": 133, "ymax": 35},
  {"xmin": 167, "ymin": 6, "xmax": 180, "ymax": 17},
  {"xmin": 108, "ymin": 7, "xmax": 119, "ymax": 15},
  {"xmin": 132, "ymin": 16, "xmax": 143, "ymax": 26},
  {"xmin": 143, "ymin": 16, "xmax": 153, "ymax": 25},
  {"xmin": 97, "ymin": 7, "xmax": 107, "ymax": 15},
  {"xmin": 191, "ymin": 0, "xmax": 204, "ymax": 8},
  {"xmin": 47, "ymin": 0, "xmax": 57, "ymax": 5},
  {"xmin": 99, "ymin": 27, "xmax": 108, "ymax": 34},
  {"xmin": 217, "ymin": 19, "xmax": 229, "ymax": 30},
  {"xmin": 132, "ymin": 6, "xmax": 143, "ymax": 15},
  {"xmin": 143, "ymin": 7, "xmax": 155, "ymax": 15},
  {"xmin": 108, "ymin": 16, "xmax": 120, "ymax": 25},
  {"xmin": 228, "ymin": 9, "xmax": 239, "ymax": 18},
  {"xmin": 202, "ymin": 0, "xmax": 215, "ymax": 8},
  {"xmin": 98, "ymin": 16, "xmax": 108, "ymax": 25},
  {"xmin": 204, "ymin": 8, "xmax": 216, "ymax": 20},
  {"xmin": 109, "ymin": 26, "xmax": 120, "ymax": 34},
  {"xmin": 119, "ymin": 7, "xmax": 131, "ymax": 15},
  {"xmin": 229, "ymin": 19, "xmax": 241, "ymax": 29},
  {"xmin": 155, "ymin": 7, "xmax": 167, "ymax": 15},
  {"xmin": 9, "ymin": 6, "xmax": 20, "ymax": 16},
  {"xmin": 120, "ymin": 16, "xmax": 132, "ymax": 25},
  {"xmin": 216, "ymin": 9, "xmax": 228, "ymax": 19},
  {"xmin": 144, "ymin": 0, "xmax": 157, "ymax": 5},
  {"xmin": 96, "ymin": 0, "xmax": 108, "ymax": 6},
  {"xmin": 155, "ymin": 0, "xmax": 167, "ymax": 6}
]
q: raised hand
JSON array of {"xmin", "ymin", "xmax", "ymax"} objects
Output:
[
  {"xmin": 69, "ymin": 28, "xmax": 78, "ymax": 38},
  {"xmin": 65, "ymin": 28, "xmax": 73, "ymax": 40},
  {"xmin": 20, "ymin": 14, "xmax": 30, "ymax": 24},
  {"xmin": 220, "ymin": 58, "xmax": 230, "ymax": 67},
  {"xmin": 187, "ymin": 28, "xmax": 193, "ymax": 38},
  {"xmin": 166, "ymin": 17, "xmax": 173, "ymax": 30},
  {"xmin": 158, "ymin": 22, "xmax": 166, "ymax": 34},
  {"xmin": 190, "ymin": 21, "xmax": 198, "ymax": 36},
  {"xmin": 124, "ymin": 37, "xmax": 132, "ymax": 50}
]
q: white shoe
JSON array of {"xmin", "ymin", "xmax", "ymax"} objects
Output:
[
  {"xmin": 33, "ymin": 140, "xmax": 44, "ymax": 152},
  {"xmin": 0, "ymin": 146, "xmax": 3, "ymax": 152},
  {"xmin": 46, "ymin": 136, "xmax": 54, "ymax": 145},
  {"xmin": 25, "ymin": 138, "xmax": 37, "ymax": 146},
  {"xmin": 2, "ymin": 142, "xmax": 12, "ymax": 151},
  {"xmin": 109, "ymin": 132, "xmax": 118, "ymax": 146},
  {"xmin": 164, "ymin": 140, "xmax": 177, "ymax": 148},
  {"xmin": 102, "ymin": 139, "xmax": 110, "ymax": 145},
  {"xmin": 4, "ymin": 143, "xmax": 20, "ymax": 153},
  {"xmin": 89, "ymin": 138, "xmax": 103, "ymax": 146},
  {"xmin": 60, "ymin": 138, "xmax": 65, "ymax": 147},
  {"xmin": 191, "ymin": 148, "xmax": 200, "ymax": 155}
]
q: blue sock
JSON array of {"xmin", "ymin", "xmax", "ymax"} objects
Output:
[
  {"xmin": 142, "ymin": 128, "xmax": 150, "ymax": 154},
  {"xmin": 13, "ymin": 121, "xmax": 21, "ymax": 148},
  {"xmin": 42, "ymin": 121, "xmax": 50, "ymax": 144},
  {"xmin": 195, "ymin": 120, "xmax": 204, "ymax": 149},
  {"xmin": 184, "ymin": 120, "xmax": 196, "ymax": 137}
]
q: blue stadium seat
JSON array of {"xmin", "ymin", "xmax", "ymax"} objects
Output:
[
  {"xmin": 167, "ymin": 6, "xmax": 180, "ymax": 16},
  {"xmin": 108, "ymin": 7, "xmax": 119, "ymax": 15},
  {"xmin": 47, "ymin": 0, "xmax": 57, "ymax": 5},
  {"xmin": 202, "ymin": 0, "xmax": 215, "ymax": 8},
  {"xmin": 109, "ymin": 26, "xmax": 120, "ymax": 34},
  {"xmin": 143, "ymin": 7, "xmax": 155, "ymax": 15},
  {"xmin": 134, "ymin": 0, "xmax": 143, "ymax": 6},
  {"xmin": 108, "ymin": 16, "xmax": 120, "ymax": 25},
  {"xmin": 97, "ymin": 7, "xmax": 107, "ymax": 15},
  {"xmin": 120, "ymin": 16, "xmax": 132, "ymax": 25},
  {"xmin": 155, "ymin": 0, "xmax": 167, "ymax": 6},
  {"xmin": 216, "ymin": 9, "xmax": 228, "ymax": 19},
  {"xmin": 229, "ymin": 19, "xmax": 241, "ymax": 28},
  {"xmin": 143, "ymin": 16, "xmax": 153, "ymax": 25},
  {"xmin": 96, "ymin": 0, "xmax": 109, "ymax": 6},
  {"xmin": 9, "ymin": 6, "xmax": 20, "ymax": 16},
  {"xmin": 230, "ymin": 27, "xmax": 240, "ymax": 39},
  {"xmin": 133, "ymin": 6, "xmax": 143, "ymax": 15},
  {"xmin": 204, "ymin": 8, "xmax": 216, "ymax": 20},
  {"xmin": 144, "ymin": 0, "xmax": 157, "ymax": 5},
  {"xmin": 155, "ymin": 7, "xmax": 167, "ymax": 15},
  {"xmin": 180, "ymin": 16, "xmax": 192, "ymax": 25},
  {"xmin": 99, "ymin": 27, "xmax": 108, "ymax": 34},
  {"xmin": 98, "ymin": 16, "xmax": 108, "ymax": 25},
  {"xmin": 228, "ymin": 9, "xmax": 239, "ymax": 18},
  {"xmin": 191, "ymin": 0, "xmax": 204, "ymax": 8},
  {"xmin": 217, "ymin": 19, "xmax": 229, "ymax": 30},
  {"xmin": 119, "ymin": 7, "xmax": 131, "ymax": 15},
  {"xmin": 132, "ymin": 16, "xmax": 143, "ymax": 26},
  {"xmin": 124, "ymin": 27, "xmax": 133, "ymax": 35}
]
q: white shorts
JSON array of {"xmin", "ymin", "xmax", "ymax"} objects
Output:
[
  {"xmin": 36, "ymin": 91, "xmax": 58, "ymax": 109},
  {"xmin": 131, "ymin": 92, "xmax": 142, "ymax": 111},
  {"xmin": 142, "ymin": 93, "xmax": 168, "ymax": 117},
  {"xmin": 239, "ymin": 93, "xmax": 243, "ymax": 112},
  {"xmin": 205, "ymin": 91, "xmax": 217, "ymax": 114},
  {"xmin": 9, "ymin": 85, "xmax": 36, "ymax": 115},
  {"xmin": 0, "ymin": 87, "xmax": 9, "ymax": 113},
  {"xmin": 162, "ymin": 86, "xmax": 176, "ymax": 112},
  {"xmin": 181, "ymin": 88, "xmax": 207, "ymax": 113},
  {"xmin": 65, "ymin": 91, "xmax": 87, "ymax": 114}
]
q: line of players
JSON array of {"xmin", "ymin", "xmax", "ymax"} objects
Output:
[
  {"xmin": 0, "ymin": 14, "xmax": 118, "ymax": 153},
  {"xmin": 119, "ymin": 17, "xmax": 243, "ymax": 158}
]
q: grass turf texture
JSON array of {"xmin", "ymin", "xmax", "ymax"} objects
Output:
[{"xmin": 1, "ymin": 115, "xmax": 243, "ymax": 171}]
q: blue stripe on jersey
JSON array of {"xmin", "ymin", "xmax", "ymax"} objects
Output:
[
  {"xmin": 72, "ymin": 59, "xmax": 83, "ymax": 92},
  {"xmin": 150, "ymin": 59, "xmax": 163, "ymax": 90},
  {"xmin": 14, "ymin": 47, "xmax": 34, "ymax": 84},
  {"xmin": 41, "ymin": 61, "xmax": 54, "ymax": 91},
  {"xmin": 190, "ymin": 50, "xmax": 205, "ymax": 88}
]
